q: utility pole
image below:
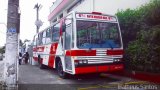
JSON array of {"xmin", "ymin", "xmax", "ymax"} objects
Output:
[
  {"xmin": 4, "ymin": 0, "xmax": 20, "ymax": 89},
  {"xmin": 92, "ymin": 0, "xmax": 95, "ymax": 12},
  {"xmin": 34, "ymin": 3, "xmax": 43, "ymax": 33}
]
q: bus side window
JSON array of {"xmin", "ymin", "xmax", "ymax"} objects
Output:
[
  {"xmin": 52, "ymin": 22, "xmax": 60, "ymax": 42},
  {"xmin": 65, "ymin": 23, "xmax": 72, "ymax": 49},
  {"xmin": 46, "ymin": 28, "xmax": 51, "ymax": 44},
  {"xmin": 51, "ymin": 26, "xmax": 54, "ymax": 42},
  {"xmin": 39, "ymin": 32, "xmax": 43, "ymax": 45},
  {"xmin": 42, "ymin": 31, "xmax": 46, "ymax": 44}
]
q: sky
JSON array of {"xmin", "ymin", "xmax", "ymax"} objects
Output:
[{"xmin": 0, "ymin": 0, "xmax": 150, "ymax": 47}]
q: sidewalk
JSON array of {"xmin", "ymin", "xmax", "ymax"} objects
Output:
[{"xmin": 0, "ymin": 60, "xmax": 4, "ymax": 83}]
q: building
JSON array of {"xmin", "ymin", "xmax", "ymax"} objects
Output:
[
  {"xmin": 48, "ymin": 0, "xmax": 103, "ymax": 24},
  {"xmin": 48, "ymin": 0, "xmax": 84, "ymax": 24},
  {"xmin": 48, "ymin": 0, "xmax": 149, "ymax": 24}
]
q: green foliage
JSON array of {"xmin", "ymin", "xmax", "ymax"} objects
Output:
[
  {"xmin": 116, "ymin": 0, "xmax": 160, "ymax": 48},
  {"xmin": 141, "ymin": 0, "xmax": 160, "ymax": 26},
  {"xmin": 116, "ymin": 0, "xmax": 160, "ymax": 73},
  {"xmin": 126, "ymin": 26, "xmax": 160, "ymax": 72}
]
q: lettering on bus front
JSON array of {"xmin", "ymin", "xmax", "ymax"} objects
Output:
[
  {"xmin": 76, "ymin": 13, "xmax": 117, "ymax": 21},
  {"xmin": 87, "ymin": 15, "xmax": 111, "ymax": 20}
]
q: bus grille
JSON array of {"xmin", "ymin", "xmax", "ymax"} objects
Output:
[{"xmin": 76, "ymin": 50, "xmax": 122, "ymax": 64}]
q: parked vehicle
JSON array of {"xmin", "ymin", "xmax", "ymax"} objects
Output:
[{"xmin": 33, "ymin": 12, "xmax": 124, "ymax": 78}]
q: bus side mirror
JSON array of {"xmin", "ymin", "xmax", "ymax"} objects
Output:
[{"xmin": 62, "ymin": 24, "xmax": 66, "ymax": 32}]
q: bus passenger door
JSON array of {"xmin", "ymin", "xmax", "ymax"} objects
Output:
[{"xmin": 63, "ymin": 19, "xmax": 73, "ymax": 71}]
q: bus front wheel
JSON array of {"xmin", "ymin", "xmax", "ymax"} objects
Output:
[{"xmin": 57, "ymin": 61, "xmax": 67, "ymax": 79}]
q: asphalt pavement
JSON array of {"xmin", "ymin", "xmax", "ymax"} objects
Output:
[{"xmin": 18, "ymin": 64, "xmax": 158, "ymax": 90}]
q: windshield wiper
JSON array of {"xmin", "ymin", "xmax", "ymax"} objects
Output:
[
  {"xmin": 88, "ymin": 43, "xmax": 92, "ymax": 50},
  {"xmin": 108, "ymin": 42, "xmax": 114, "ymax": 50}
]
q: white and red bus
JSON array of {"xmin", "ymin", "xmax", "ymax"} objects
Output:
[{"xmin": 32, "ymin": 12, "xmax": 124, "ymax": 78}]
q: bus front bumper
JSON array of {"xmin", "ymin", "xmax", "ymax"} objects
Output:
[{"xmin": 75, "ymin": 63, "xmax": 124, "ymax": 74}]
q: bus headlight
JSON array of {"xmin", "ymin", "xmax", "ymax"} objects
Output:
[
  {"xmin": 79, "ymin": 60, "xmax": 83, "ymax": 64},
  {"xmin": 83, "ymin": 60, "xmax": 88, "ymax": 64},
  {"xmin": 74, "ymin": 60, "xmax": 88, "ymax": 66},
  {"xmin": 114, "ymin": 58, "xmax": 120, "ymax": 62}
]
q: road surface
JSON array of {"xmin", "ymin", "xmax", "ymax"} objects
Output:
[{"xmin": 18, "ymin": 64, "xmax": 158, "ymax": 90}]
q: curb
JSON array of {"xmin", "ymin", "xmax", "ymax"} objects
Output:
[{"xmin": 110, "ymin": 70, "xmax": 160, "ymax": 84}]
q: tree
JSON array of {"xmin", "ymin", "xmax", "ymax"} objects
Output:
[{"xmin": 116, "ymin": 0, "xmax": 160, "ymax": 73}]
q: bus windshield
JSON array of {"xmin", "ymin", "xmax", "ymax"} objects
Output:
[{"xmin": 77, "ymin": 20, "xmax": 121, "ymax": 49}]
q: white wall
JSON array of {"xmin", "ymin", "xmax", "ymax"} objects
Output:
[
  {"xmin": 50, "ymin": 0, "xmax": 150, "ymax": 23},
  {"xmin": 73, "ymin": 0, "xmax": 149, "ymax": 15},
  {"xmin": 72, "ymin": 0, "xmax": 93, "ymax": 13},
  {"xmin": 94, "ymin": 0, "xmax": 149, "ymax": 15}
]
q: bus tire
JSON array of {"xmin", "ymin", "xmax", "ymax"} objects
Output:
[{"xmin": 57, "ymin": 60, "xmax": 68, "ymax": 79}]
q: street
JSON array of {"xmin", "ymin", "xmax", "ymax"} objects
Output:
[
  {"xmin": 18, "ymin": 64, "xmax": 153, "ymax": 90},
  {"xmin": 1, "ymin": 0, "xmax": 160, "ymax": 90}
]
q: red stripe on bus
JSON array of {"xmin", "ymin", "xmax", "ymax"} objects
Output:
[
  {"xmin": 75, "ymin": 66, "xmax": 97, "ymax": 74},
  {"xmin": 66, "ymin": 50, "xmax": 96, "ymax": 56},
  {"xmin": 33, "ymin": 57, "xmax": 38, "ymax": 61},
  {"xmin": 107, "ymin": 50, "xmax": 124, "ymax": 55},
  {"xmin": 33, "ymin": 46, "xmax": 45, "ymax": 52},
  {"xmin": 48, "ymin": 43, "xmax": 58, "ymax": 68},
  {"xmin": 75, "ymin": 64, "xmax": 124, "ymax": 74},
  {"xmin": 33, "ymin": 48, "xmax": 37, "ymax": 52}
]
